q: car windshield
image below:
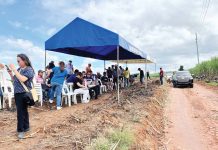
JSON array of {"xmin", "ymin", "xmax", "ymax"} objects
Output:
[{"xmin": 176, "ymin": 71, "xmax": 191, "ymax": 76}]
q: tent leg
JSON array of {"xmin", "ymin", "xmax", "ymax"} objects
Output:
[
  {"xmin": 45, "ymin": 50, "xmax": 47, "ymax": 70},
  {"xmin": 117, "ymin": 46, "xmax": 120, "ymax": 103},
  {"xmin": 155, "ymin": 63, "xmax": 156, "ymax": 73},
  {"xmin": 145, "ymin": 58, "xmax": 147, "ymax": 89},
  {"xmin": 104, "ymin": 60, "xmax": 106, "ymax": 72}
]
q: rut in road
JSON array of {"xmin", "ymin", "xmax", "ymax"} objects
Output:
[{"xmin": 164, "ymin": 83, "xmax": 218, "ymax": 150}]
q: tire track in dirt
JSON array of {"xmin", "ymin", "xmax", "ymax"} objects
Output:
[{"xmin": 165, "ymin": 83, "xmax": 218, "ymax": 150}]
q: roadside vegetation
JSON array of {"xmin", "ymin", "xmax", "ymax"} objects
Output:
[
  {"xmin": 190, "ymin": 56, "xmax": 218, "ymax": 85},
  {"xmin": 85, "ymin": 128, "xmax": 134, "ymax": 150},
  {"xmin": 150, "ymin": 73, "xmax": 159, "ymax": 78}
]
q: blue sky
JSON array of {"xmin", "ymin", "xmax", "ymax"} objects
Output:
[{"xmin": 0, "ymin": 0, "xmax": 218, "ymax": 74}]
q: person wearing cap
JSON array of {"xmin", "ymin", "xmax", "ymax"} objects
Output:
[{"xmin": 66, "ymin": 60, "xmax": 74, "ymax": 77}]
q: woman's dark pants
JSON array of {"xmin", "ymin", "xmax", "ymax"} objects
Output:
[{"xmin": 15, "ymin": 93, "xmax": 29, "ymax": 132}]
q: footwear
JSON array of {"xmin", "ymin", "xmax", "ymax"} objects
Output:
[
  {"xmin": 24, "ymin": 128, "xmax": 30, "ymax": 132},
  {"xmin": 57, "ymin": 107, "xmax": 62, "ymax": 110},
  {"xmin": 18, "ymin": 132, "xmax": 24, "ymax": 139},
  {"xmin": 49, "ymin": 99, "xmax": 53, "ymax": 103}
]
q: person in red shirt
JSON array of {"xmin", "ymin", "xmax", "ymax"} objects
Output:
[{"xmin": 160, "ymin": 68, "xmax": 164, "ymax": 85}]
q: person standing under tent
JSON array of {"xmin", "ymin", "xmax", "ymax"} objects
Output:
[
  {"xmin": 66, "ymin": 60, "xmax": 74, "ymax": 78},
  {"xmin": 106, "ymin": 67, "xmax": 113, "ymax": 79},
  {"xmin": 160, "ymin": 68, "xmax": 164, "ymax": 85},
  {"xmin": 113, "ymin": 65, "xmax": 118, "ymax": 89},
  {"xmin": 73, "ymin": 72, "xmax": 90, "ymax": 103},
  {"xmin": 123, "ymin": 67, "xmax": 130, "ymax": 87},
  {"xmin": 138, "ymin": 68, "xmax": 144, "ymax": 84},
  {"xmin": 7, "ymin": 54, "xmax": 34, "ymax": 139},
  {"xmin": 147, "ymin": 71, "xmax": 150, "ymax": 80},
  {"xmin": 101, "ymin": 72, "xmax": 113, "ymax": 91},
  {"xmin": 86, "ymin": 63, "xmax": 92, "ymax": 75},
  {"xmin": 48, "ymin": 61, "xmax": 67, "ymax": 110}
]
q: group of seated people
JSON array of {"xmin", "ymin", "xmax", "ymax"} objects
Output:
[{"xmin": 35, "ymin": 60, "xmax": 132, "ymax": 110}]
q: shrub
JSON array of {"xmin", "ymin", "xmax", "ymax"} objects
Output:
[
  {"xmin": 85, "ymin": 128, "xmax": 134, "ymax": 150},
  {"xmin": 190, "ymin": 56, "xmax": 218, "ymax": 80}
]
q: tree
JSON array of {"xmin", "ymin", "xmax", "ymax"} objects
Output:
[{"xmin": 178, "ymin": 65, "xmax": 184, "ymax": 71}]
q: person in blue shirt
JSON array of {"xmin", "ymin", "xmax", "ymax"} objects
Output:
[
  {"xmin": 67, "ymin": 69, "xmax": 79, "ymax": 83},
  {"xmin": 48, "ymin": 61, "xmax": 67, "ymax": 110}
]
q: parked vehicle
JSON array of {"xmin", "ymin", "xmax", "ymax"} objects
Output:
[{"xmin": 172, "ymin": 71, "xmax": 193, "ymax": 88}]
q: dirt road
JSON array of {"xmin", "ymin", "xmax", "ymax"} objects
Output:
[{"xmin": 165, "ymin": 83, "xmax": 218, "ymax": 150}]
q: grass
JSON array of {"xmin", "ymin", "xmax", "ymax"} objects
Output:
[
  {"xmin": 150, "ymin": 73, "xmax": 159, "ymax": 78},
  {"xmin": 207, "ymin": 81, "xmax": 218, "ymax": 86},
  {"xmin": 86, "ymin": 128, "xmax": 134, "ymax": 150},
  {"xmin": 190, "ymin": 56, "xmax": 218, "ymax": 80}
]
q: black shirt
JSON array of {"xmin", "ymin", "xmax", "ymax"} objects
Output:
[
  {"xmin": 107, "ymin": 69, "xmax": 113, "ymax": 78},
  {"xmin": 140, "ymin": 70, "xmax": 144, "ymax": 78},
  {"xmin": 101, "ymin": 76, "xmax": 109, "ymax": 82},
  {"xmin": 73, "ymin": 77, "xmax": 83, "ymax": 90}
]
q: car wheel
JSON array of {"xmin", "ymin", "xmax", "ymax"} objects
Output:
[{"xmin": 190, "ymin": 84, "xmax": 193, "ymax": 88}]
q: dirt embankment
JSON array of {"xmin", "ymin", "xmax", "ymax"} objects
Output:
[{"xmin": 0, "ymin": 81, "xmax": 167, "ymax": 150}]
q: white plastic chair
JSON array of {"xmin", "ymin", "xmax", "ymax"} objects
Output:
[
  {"xmin": 66, "ymin": 83, "xmax": 84, "ymax": 105},
  {"xmin": 63, "ymin": 83, "xmax": 83, "ymax": 106},
  {"xmin": 3, "ymin": 81, "xmax": 14, "ymax": 108},
  {"xmin": 34, "ymin": 83, "xmax": 43, "ymax": 106},
  {"xmin": 98, "ymin": 79, "xmax": 107, "ymax": 94}
]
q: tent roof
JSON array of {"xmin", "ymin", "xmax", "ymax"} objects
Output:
[
  {"xmin": 110, "ymin": 59, "xmax": 154, "ymax": 64},
  {"xmin": 109, "ymin": 54, "xmax": 155, "ymax": 64},
  {"xmin": 45, "ymin": 17, "xmax": 146, "ymax": 60}
]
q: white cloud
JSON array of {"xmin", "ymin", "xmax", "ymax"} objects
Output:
[
  {"xmin": 0, "ymin": 36, "xmax": 59, "ymax": 71},
  {"xmin": 46, "ymin": 28, "xmax": 57, "ymax": 36},
  {"xmin": 1, "ymin": 0, "xmax": 218, "ymax": 74},
  {"xmin": 36, "ymin": 0, "xmax": 218, "ymax": 72}
]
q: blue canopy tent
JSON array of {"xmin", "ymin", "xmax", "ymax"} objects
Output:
[{"xmin": 45, "ymin": 17, "xmax": 147, "ymax": 102}]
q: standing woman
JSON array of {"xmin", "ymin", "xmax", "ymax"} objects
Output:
[{"xmin": 7, "ymin": 54, "xmax": 34, "ymax": 139}]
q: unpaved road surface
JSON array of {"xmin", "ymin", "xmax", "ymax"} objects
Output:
[{"xmin": 165, "ymin": 83, "xmax": 218, "ymax": 150}]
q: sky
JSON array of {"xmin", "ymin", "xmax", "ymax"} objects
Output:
[{"xmin": 0, "ymin": 0, "xmax": 218, "ymax": 74}]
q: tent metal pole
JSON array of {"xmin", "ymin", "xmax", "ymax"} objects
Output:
[
  {"xmin": 117, "ymin": 46, "xmax": 120, "ymax": 103},
  {"xmin": 145, "ymin": 58, "xmax": 147, "ymax": 89},
  {"xmin": 45, "ymin": 50, "xmax": 47, "ymax": 70},
  {"xmin": 104, "ymin": 60, "xmax": 106, "ymax": 72},
  {"xmin": 155, "ymin": 63, "xmax": 156, "ymax": 73}
]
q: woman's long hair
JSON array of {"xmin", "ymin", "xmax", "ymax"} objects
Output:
[{"xmin": 17, "ymin": 54, "xmax": 34, "ymax": 72}]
